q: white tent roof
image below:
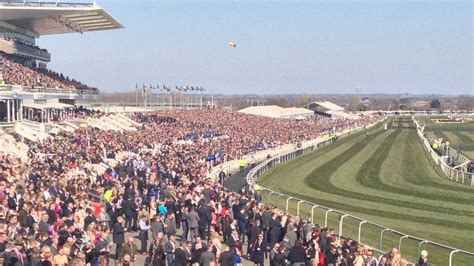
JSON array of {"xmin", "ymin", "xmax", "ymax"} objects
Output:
[
  {"xmin": 23, "ymin": 102, "xmax": 49, "ymax": 110},
  {"xmin": 238, "ymin": 105, "xmax": 313, "ymax": 119},
  {"xmin": 47, "ymin": 102, "xmax": 74, "ymax": 109},
  {"xmin": 314, "ymin": 101, "xmax": 345, "ymax": 111}
]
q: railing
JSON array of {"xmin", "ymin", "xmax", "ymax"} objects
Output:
[
  {"xmin": 413, "ymin": 119, "xmax": 474, "ymax": 185},
  {"xmin": 246, "ymin": 134, "xmax": 474, "ymax": 266},
  {"xmin": 0, "ymin": 84, "xmax": 98, "ymax": 95},
  {"xmin": 14, "ymin": 42, "xmax": 51, "ymax": 62}
]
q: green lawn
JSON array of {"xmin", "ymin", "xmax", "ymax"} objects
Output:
[{"xmin": 258, "ymin": 126, "xmax": 474, "ymax": 265}]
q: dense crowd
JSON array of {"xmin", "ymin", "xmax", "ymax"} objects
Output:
[
  {"xmin": 0, "ymin": 53, "xmax": 96, "ymax": 92},
  {"xmin": 0, "ymin": 110, "xmax": 423, "ymax": 266}
]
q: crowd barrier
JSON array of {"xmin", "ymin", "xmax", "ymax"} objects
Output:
[
  {"xmin": 413, "ymin": 119, "xmax": 474, "ymax": 186},
  {"xmin": 245, "ymin": 118, "xmax": 474, "ymax": 266}
]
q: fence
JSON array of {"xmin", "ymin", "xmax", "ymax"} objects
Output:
[
  {"xmin": 246, "ymin": 123, "xmax": 474, "ymax": 266},
  {"xmin": 413, "ymin": 119, "xmax": 474, "ymax": 186}
]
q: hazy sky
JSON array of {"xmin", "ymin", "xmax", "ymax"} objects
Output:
[{"xmin": 37, "ymin": 0, "xmax": 473, "ymax": 95}]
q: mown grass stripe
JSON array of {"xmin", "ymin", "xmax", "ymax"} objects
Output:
[
  {"xmin": 303, "ymin": 130, "xmax": 474, "ymax": 221},
  {"xmin": 356, "ymin": 130, "xmax": 474, "ymax": 205}
]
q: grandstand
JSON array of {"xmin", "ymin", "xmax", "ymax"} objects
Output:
[{"xmin": 0, "ymin": 0, "xmax": 122, "ymax": 124}]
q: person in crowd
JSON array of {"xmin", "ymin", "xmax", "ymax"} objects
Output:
[
  {"xmin": 149, "ymin": 236, "xmax": 165, "ymax": 266},
  {"xmin": 113, "ymin": 216, "xmax": 126, "ymax": 260},
  {"xmin": 165, "ymin": 234, "xmax": 177, "ymax": 266},
  {"xmin": 249, "ymin": 233, "xmax": 266, "ymax": 266},
  {"xmin": 138, "ymin": 214, "xmax": 150, "ymax": 254}
]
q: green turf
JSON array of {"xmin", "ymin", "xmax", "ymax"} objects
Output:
[{"xmin": 258, "ymin": 126, "xmax": 474, "ymax": 265}]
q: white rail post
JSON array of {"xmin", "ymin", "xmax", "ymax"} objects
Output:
[
  {"xmin": 448, "ymin": 249, "xmax": 460, "ymax": 266},
  {"xmin": 398, "ymin": 235, "xmax": 409, "ymax": 252},
  {"xmin": 310, "ymin": 205, "xmax": 319, "ymax": 223},
  {"xmin": 267, "ymin": 191, "xmax": 276, "ymax": 205},
  {"xmin": 379, "ymin": 228, "xmax": 391, "ymax": 250},
  {"xmin": 285, "ymin": 197, "xmax": 293, "ymax": 212},
  {"xmin": 338, "ymin": 214, "xmax": 349, "ymax": 240},
  {"xmin": 357, "ymin": 221, "xmax": 367, "ymax": 243},
  {"xmin": 324, "ymin": 209, "xmax": 334, "ymax": 227},
  {"xmin": 296, "ymin": 200, "xmax": 305, "ymax": 216}
]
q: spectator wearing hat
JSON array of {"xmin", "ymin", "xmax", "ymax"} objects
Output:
[{"xmin": 418, "ymin": 250, "xmax": 428, "ymax": 266}]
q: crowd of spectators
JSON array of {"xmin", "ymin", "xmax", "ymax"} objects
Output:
[
  {"xmin": 0, "ymin": 53, "xmax": 96, "ymax": 92},
  {"xmin": 0, "ymin": 110, "xmax": 420, "ymax": 266}
]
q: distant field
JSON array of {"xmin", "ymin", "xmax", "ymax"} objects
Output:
[{"xmin": 258, "ymin": 125, "xmax": 474, "ymax": 265}]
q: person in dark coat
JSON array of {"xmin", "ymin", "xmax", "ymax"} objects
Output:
[
  {"xmin": 268, "ymin": 213, "xmax": 281, "ymax": 249},
  {"xmin": 149, "ymin": 238, "xmax": 165, "ymax": 266},
  {"xmin": 273, "ymin": 247, "xmax": 287, "ymax": 266},
  {"xmin": 219, "ymin": 246, "xmax": 235, "ymax": 266},
  {"xmin": 113, "ymin": 216, "xmax": 126, "ymax": 260},
  {"xmin": 288, "ymin": 240, "xmax": 306, "ymax": 265},
  {"xmin": 121, "ymin": 196, "xmax": 134, "ymax": 231},
  {"xmin": 247, "ymin": 220, "xmax": 263, "ymax": 257},
  {"xmin": 175, "ymin": 241, "xmax": 192, "ymax": 266},
  {"xmin": 235, "ymin": 209, "xmax": 247, "ymax": 243},
  {"xmin": 250, "ymin": 233, "xmax": 266, "ymax": 266},
  {"xmin": 83, "ymin": 208, "xmax": 97, "ymax": 230},
  {"xmin": 165, "ymin": 235, "xmax": 177, "ymax": 266},
  {"xmin": 188, "ymin": 207, "xmax": 200, "ymax": 242},
  {"xmin": 180, "ymin": 207, "xmax": 189, "ymax": 241}
]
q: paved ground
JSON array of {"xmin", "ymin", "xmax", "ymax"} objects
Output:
[{"xmin": 224, "ymin": 166, "xmax": 253, "ymax": 193}]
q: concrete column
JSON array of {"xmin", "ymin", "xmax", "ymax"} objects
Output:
[
  {"xmin": 11, "ymin": 99, "xmax": 16, "ymax": 122},
  {"xmin": 7, "ymin": 100, "xmax": 11, "ymax": 123},
  {"xmin": 19, "ymin": 100, "xmax": 23, "ymax": 121}
]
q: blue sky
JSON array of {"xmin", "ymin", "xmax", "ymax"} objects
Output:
[{"xmin": 37, "ymin": 0, "xmax": 473, "ymax": 95}]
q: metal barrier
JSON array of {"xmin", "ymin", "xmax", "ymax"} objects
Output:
[{"xmin": 246, "ymin": 125, "xmax": 474, "ymax": 266}]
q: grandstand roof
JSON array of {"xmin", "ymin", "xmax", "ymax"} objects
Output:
[
  {"xmin": 238, "ymin": 105, "xmax": 313, "ymax": 119},
  {"xmin": 0, "ymin": 1, "xmax": 122, "ymax": 36}
]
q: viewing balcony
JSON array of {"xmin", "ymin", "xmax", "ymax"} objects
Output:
[
  {"xmin": 0, "ymin": 37, "xmax": 51, "ymax": 62},
  {"xmin": 0, "ymin": 84, "xmax": 99, "ymax": 99}
]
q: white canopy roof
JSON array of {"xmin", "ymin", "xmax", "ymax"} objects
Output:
[
  {"xmin": 314, "ymin": 101, "xmax": 345, "ymax": 111},
  {"xmin": 238, "ymin": 105, "xmax": 313, "ymax": 119},
  {"xmin": 23, "ymin": 102, "xmax": 49, "ymax": 110}
]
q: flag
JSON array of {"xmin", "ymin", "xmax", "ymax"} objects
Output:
[
  {"xmin": 142, "ymin": 84, "xmax": 146, "ymax": 96},
  {"xmin": 156, "ymin": 84, "xmax": 160, "ymax": 91}
]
